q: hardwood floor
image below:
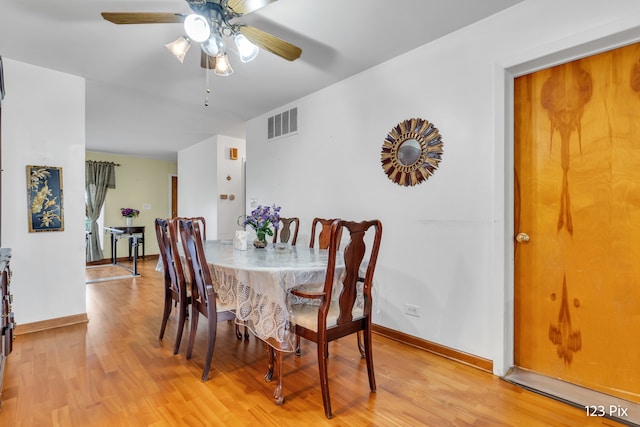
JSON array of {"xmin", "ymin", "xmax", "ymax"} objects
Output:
[{"xmin": 0, "ymin": 259, "xmax": 627, "ymax": 426}]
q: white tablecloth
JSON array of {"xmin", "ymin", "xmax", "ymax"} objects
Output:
[{"xmin": 204, "ymin": 241, "xmax": 344, "ymax": 352}]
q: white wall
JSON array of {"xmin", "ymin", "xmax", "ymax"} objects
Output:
[
  {"xmin": 215, "ymin": 136, "xmax": 246, "ymax": 240},
  {"xmin": 178, "ymin": 136, "xmax": 245, "ymax": 240},
  {"xmin": 1, "ymin": 59, "xmax": 86, "ymax": 324},
  {"xmin": 245, "ymin": 0, "xmax": 640, "ymax": 374},
  {"xmin": 178, "ymin": 138, "xmax": 218, "ymax": 235}
]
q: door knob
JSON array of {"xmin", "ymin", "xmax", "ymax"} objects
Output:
[{"xmin": 515, "ymin": 232, "xmax": 530, "ymax": 243}]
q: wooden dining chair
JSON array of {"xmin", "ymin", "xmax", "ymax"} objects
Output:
[
  {"xmin": 273, "ymin": 217, "xmax": 300, "ymax": 245},
  {"xmin": 309, "ymin": 217, "xmax": 342, "ymax": 249},
  {"xmin": 174, "ymin": 216, "xmax": 247, "ymax": 341},
  {"xmin": 178, "ymin": 218, "xmax": 236, "ymax": 381},
  {"xmin": 176, "ymin": 216, "xmax": 206, "ymax": 240},
  {"xmin": 154, "ymin": 218, "xmax": 190, "ymax": 355},
  {"xmin": 311, "ymin": 217, "xmax": 365, "ymax": 358},
  {"xmin": 294, "ymin": 217, "xmax": 344, "ymax": 355},
  {"xmin": 177, "ymin": 215, "xmax": 247, "ymax": 341},
  {"xmin": 189, "ymin": 216, "xmax": 206, "ymax": 240},
  {"xmin": 167, "ymin": 216, "xmax": 206, "ymax": 286},
  {"xmin": 290, "ymin": 219, "xmax": 382, "ymax": 418}
]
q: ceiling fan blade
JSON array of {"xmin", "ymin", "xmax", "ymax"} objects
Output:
[
  {"xmin": 238, "ymin": 26, "xmax": 301, "ymax": 61},
  {"xmin": 227, "ymin": 0, "xmax": 277, "ymax": 15},
  {"xmin": 101, "ymin": 12, "xmax": 185, "ymax": 25}
]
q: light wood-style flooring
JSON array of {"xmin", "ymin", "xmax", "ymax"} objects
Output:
[{"xmin": 0, "ymin": 259, "xmax": 627, "ymax": 426}]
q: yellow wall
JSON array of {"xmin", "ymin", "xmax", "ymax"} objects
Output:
[{"xmin": 86, "ymin": 151, "xmax": 177, "ymax": 259}]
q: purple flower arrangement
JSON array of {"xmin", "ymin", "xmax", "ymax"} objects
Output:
[
  {"xmin": 120, "ymin": 207, "xmax": 140, "ymax": 218},
  {"xmin": 243, "ymin": 204, "xmax": 281, "ymax": 240}
]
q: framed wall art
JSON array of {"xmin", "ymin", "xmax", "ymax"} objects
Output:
[{"xmin": 26, "ymin": 165, "xmax": 64, "ymax": 232}]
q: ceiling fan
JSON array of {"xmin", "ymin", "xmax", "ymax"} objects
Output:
[{"xmin": 101, "ymin": 0, "xmax": 302, "ymax": 76}]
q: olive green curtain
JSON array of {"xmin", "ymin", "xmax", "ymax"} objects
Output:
[{"xmin": 85, "ymin": 161, "xmax": 116, "ymax": 262}]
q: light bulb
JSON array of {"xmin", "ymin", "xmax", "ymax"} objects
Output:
[
  {"xmin": 214, "ymin": 53, "xmax": 234, "ymax": 76},
  {"xmin": 184, "ymin": 14, "xmax": 210, "ymax": 43},
  {"xmin": 202, "ymin": 32, "xmax": 225, "ymax": 57},
  {"xmin": 164, "ymin": 36, "xmax": 191, "ymax": 63},
  {"xmin": 234, "ymin": 34, "xmax": 259, "ymax": 63}
]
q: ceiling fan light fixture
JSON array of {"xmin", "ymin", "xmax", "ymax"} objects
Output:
[
  {"xmin": 164, "ymin": 36, "xmax": 192, "ymax": 63},
  {"xmin": 184, "ymin": 14, "xmax": 210, "ymax": 43},
  {"xmin": 201, "ymin": 32, "xmax": 225, "ymax": 57},
  {"xmin": 214, "ymin": 53, "xmax": 234, "ymax": 76},
  {"xmin": 234, "ymin": 33, "xmax": 259, "ymax": 63}
]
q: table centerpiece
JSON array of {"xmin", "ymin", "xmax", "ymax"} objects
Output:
[
  {"xmin": 242, "ymin": 204, "xmax": 280, "ymax": 248},
  {"xmin": 121, "ymin": 207, "xmax": 140, "ymax": 227}
]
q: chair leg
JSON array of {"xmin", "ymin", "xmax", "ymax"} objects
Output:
[
  {"xmin": 201, "ymin": 313, "xmax": 217, "ymax": 382},
  {"xmin": 235, "ymin": 322, "xmax": 250, "ymax": 340},
  {"xmin": 295, "ymin": 335, "xmax": 324, "ymax": 357},
  {"xmin": 158, "ymin": 294, "xmax": 172, "ymax": 341},
  {"xmin": 186, "ymin": 307, "xmax": 199, "ymax": 360},
  {"xmin": 357, "ymin": 331, "xmax": 365, "ymax": 358},
  {"xmin": 317, "ymin": 341, "xmax": 333, "ymax": 419},
  {"xmin": 173, "ymin": 299, "xmax": 188, "ymax": 354},
  {"xmin": 364, "ymin": 328, "xmax": 376, "ymax": 392}
]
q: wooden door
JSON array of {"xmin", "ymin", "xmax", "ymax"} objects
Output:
[
  {"xmin": 171, "ymin": 175, "xmax": 178, "ymax": 219},
  {"xmin": 514, "ymin": 42, "xmax": 640, "ymax": 403}
]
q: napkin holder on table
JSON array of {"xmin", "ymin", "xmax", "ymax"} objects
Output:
[{"xmin": 234, "ymin": 230, "xmax": 248, "ymax": 250}]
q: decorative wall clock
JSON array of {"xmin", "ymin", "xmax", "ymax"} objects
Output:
[{"xmin": 380, "ymin": 118, "xmax": 444, "ymax": 186}]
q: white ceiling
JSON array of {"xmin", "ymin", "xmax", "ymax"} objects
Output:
[{"xmin": 0, "ymin": 0, "xmax": 522, "ymax": 160}]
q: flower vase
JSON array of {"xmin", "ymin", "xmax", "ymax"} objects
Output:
[
  {"xmin": 126, "ymin": 217, "xmax": 133, "ymax": 227},
  {"xmin": 253, "ymin": 231, "xmax": 267, "ymax": 249}
]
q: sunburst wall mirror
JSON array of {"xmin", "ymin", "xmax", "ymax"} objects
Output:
[{"xmin": 380, "ymin": 117, "xmax": 444, "ymax": 186}]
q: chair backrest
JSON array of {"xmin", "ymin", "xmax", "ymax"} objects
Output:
[
  {"xmin": 154, "ymin": 218, "xmax": 172, "ymax": 285},
  {"xmin": 273, "ymin": 217, "xmax": 300, "ymax": 245},
  {"xmin": 322, "ymin": 219, "xmax": 382, "ymax": 326},
  {"xmin": 176, "ymin": 216, "xmax": 206, "ymax": 241},
  {"xmin": 154, "ymin": 218, "xmax": 187, "ymax": 298},
  {"xmin": 178, "ymin": 218, "xmax": 213, "ymax": 308},
  {"xmin": 191, "ymin": 216, "xmax": 206, "ymax": 240},
  {"xmin": 310, "ymin": 217, "xmax": 342, "ymax": 249}
]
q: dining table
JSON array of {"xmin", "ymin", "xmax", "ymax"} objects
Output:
[{"xmin": 201, "ymin": 240, "xmax": 345, "ymax": 404}]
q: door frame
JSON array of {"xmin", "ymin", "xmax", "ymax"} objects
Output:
[
  {"xmin": 169, "ymin": 174, "xmax": 178, "ymax": 219},
  {"xmin": 493, "ymin": 26, "xmax": 640, "ymax": 376}
]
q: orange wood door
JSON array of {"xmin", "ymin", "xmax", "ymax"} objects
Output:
[
  {"xmin": 171, "ymin": 175, "xmax": 178, "ymax": 219},
  {"xmin": 514, "ymin": 42, "xmax": 640, "ymax": 403}
]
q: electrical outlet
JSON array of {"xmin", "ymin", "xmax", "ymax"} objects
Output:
[{"xmin": 405, "ymin": 303, "xmax": 421, "ymax": 317}]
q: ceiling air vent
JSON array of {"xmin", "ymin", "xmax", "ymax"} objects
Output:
[{"xmin": 267, "ymin": 107, "xmax": 298, "ymax": 141}]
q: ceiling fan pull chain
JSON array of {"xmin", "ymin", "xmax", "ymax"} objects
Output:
[{"xmin": 204, "ymin": 62, "xmax": 211, "ymax": 107}]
